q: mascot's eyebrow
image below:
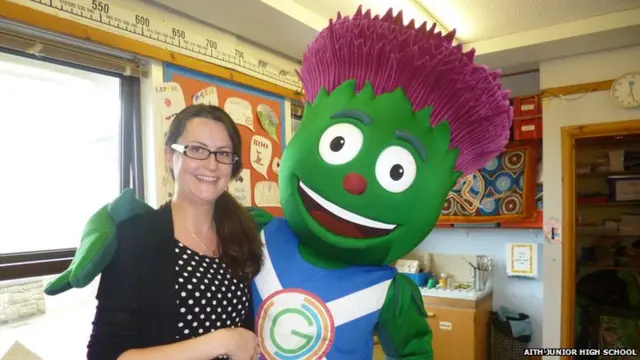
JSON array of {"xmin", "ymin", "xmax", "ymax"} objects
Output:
[
  {"xmin": 329, "ymin": 110, "xmax": 426, "ymax": 161},
  {"xmin": 394, "ymin": 130, "xmax": 426, "ymax": 161},
  {"xmin": 330, "ymin": 109, "xmax": 373, "ymax": 125}
]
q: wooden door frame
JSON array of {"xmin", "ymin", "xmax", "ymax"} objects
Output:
[{"xmin": 560, "ymin": 118, "xmax": 640, "ymax": 356}]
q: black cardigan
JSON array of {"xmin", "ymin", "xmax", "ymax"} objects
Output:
[{"xmin": 87, "ymin": 204, "xmax": 254, "ymax": 360}]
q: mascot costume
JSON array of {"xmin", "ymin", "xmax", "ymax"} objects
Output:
[{"xmin": 45, "ymin": 6, "xmax": 511, "ymax": 360}]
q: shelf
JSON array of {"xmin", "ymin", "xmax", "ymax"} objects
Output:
[
  {"xmin": 577, "ymin": 170, "xmax": 640, "ymax": 178},
  {"xmin": 577, "ymin": 201, "xmax": 640, "ymax": 207},
  {"xmin": 576, "ymin": 227, "xmax": 640, "ymax": 237},
  {"xmin": 577, "ymin": 265, "xmax": 640, "ymax": 271},
  {"xmin": 576, "ymin": 134, "xmax": 640, "ymax": 148}
]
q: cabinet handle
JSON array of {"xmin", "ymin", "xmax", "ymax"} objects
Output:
[{"xmin": 427, "ymin": 312, "xmax": 435, "ymax": 317}]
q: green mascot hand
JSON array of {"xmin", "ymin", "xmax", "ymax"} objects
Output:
[
  {"xmin": 246, "ymin": 206, "xmax": 274, "ymax": 232},
  {"xmin": 44, "ymin": 188, "xmax": 152, "ymax": 295}
]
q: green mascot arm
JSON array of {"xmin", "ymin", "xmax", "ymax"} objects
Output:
[
  {"xmin": 246, "ymin": 206, "xmax": 274, "ymax": 232},
  {"xmin": 375, "ymin": 274, "xmax": 433, "ymax": 360},
  {"xmin": 44, "ymin": 188, "xmax": 152, "ymax": 295}
]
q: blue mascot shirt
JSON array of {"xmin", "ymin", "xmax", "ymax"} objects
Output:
[{"xmin": 252, "ymin": 217, "xmax": 397, "ymax": 360}]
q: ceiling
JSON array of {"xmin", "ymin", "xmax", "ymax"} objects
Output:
[{"xmin": 147, "ymin": 0, "xmax": 640, "ymax": 75}]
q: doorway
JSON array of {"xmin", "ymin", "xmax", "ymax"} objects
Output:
[{"xmin": 561, "ymin": 119, "xmax": 640, "ymax": 357}]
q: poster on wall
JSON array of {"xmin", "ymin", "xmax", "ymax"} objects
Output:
[
  {"xmin": 153, "ymin": 81, "xmax": 187, "ymax": 202},
  {"xmin": 163, "ymin": 63, "xmax": 285, "ymax": 217},
  {"xmin": 290, "ymin": 101, "xmax": 303, "ymax": 142}
]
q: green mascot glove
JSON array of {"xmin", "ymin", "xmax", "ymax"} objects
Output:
[
  {"xmin": 246, "ymin": 206, "xmax": 274, "ymax": 232},
  {"xmin": 44, "ymin": 188, "xmax": 152, "ymax": 295}
]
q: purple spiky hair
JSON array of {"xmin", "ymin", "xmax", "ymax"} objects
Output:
[{"xmin": 299, "ymin": 6, "xmax": 513, "ymax": 175}]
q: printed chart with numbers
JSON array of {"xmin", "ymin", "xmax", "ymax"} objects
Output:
[
  {"xmin": 157, "ymin": 63, "xmax": 285, "ymax": 217},
  {"xmin": 12, "ymin": 0, "xmax": 302, "ymax": 90}
]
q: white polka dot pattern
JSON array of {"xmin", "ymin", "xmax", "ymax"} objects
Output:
[{"xmin": 174, "ymin": 241, "xmax": 249, "ymax": 357}]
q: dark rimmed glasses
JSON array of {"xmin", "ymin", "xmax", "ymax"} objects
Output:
[{"xmin": 171, "ymin": 144, "xmax": 238, "ymax": 164}]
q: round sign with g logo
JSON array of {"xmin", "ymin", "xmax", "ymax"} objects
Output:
[{"xmin": 256, "ymin": 289, "xmax": 335, "ymax": 360}]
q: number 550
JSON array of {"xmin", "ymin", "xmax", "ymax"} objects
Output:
[{"xmin": 92, "ymin": 0, "xmax": 109, "ymax": 13}]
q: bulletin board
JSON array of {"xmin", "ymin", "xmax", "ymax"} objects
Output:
[{"xmin": 156, "ymin": 63, "xmax": 285, "ymax": 217}]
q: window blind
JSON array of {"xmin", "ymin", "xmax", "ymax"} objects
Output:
[{"xmin": 0, "ymin": 18, "xmax": 143, "ymax": 77}]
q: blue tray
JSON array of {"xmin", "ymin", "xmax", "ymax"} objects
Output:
[{"xmin": 401, "ymin": 272, "xmax": 430, "ymax": 287}]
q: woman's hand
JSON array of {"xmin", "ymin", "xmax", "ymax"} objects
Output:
[
  {"xmin": 213, "ymin": 327, "xmax": 260, "ymax": 360},
  {"xmin": 115, "ymin": 327, "xmax": 260, "ymax": 360}
]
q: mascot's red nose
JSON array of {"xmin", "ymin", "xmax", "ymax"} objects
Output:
[{"xmin": 343, "ymin": 173, "xmax": 367, "ymax": 195}]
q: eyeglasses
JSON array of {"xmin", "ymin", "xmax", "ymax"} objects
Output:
[{"xmin": 171, "ymin": 144, "xmax": 238, "ymax": 164}]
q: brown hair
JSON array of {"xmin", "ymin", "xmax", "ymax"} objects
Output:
[{"xmin": 165, "ymin": 104, "xmax": 263, "ymax": 281}]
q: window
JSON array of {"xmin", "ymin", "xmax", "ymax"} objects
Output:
[
  {"xmin": 0, "ymin": 48, "xmax": 143, "ymax": 276},
  {"xmin": 0, "ymin": 45, "xmax": 143, "ymax": 358},
  {"xmin": 0, "ymin": 52, "xmax": 121, "ymax": 254}
]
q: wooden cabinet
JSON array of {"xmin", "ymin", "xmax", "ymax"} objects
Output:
[
  {"xmin": 373, "ymin": 339, "xmax": 385, "ymax": 360},
  {"xmin": 424, "ymin": 293, "xmax": 492, "ymax": 360},
  {"xmin": 371, "ymin": 294, "xmax": 492, "ymax": 359}
]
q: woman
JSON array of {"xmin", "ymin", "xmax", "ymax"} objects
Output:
[{"xmin": 87, "ymin": 104, "xmax": 264, "ymax": 360}]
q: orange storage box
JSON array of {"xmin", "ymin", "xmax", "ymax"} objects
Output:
[
  {"xmin": 513, "ymin": 96, "xmax": 541, "ymax": 117},
  {"xmin": 513, "ymin": 116, "xmax": 542, "ymax": 140}
]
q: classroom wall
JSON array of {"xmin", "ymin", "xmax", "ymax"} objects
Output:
[
  {"xmin": 541, "ymin": 44, "xmax": 640, "ymax": 353},
  {"xmin": 502, "ymin": 71, "xmax": 540, "ymax": 98}
]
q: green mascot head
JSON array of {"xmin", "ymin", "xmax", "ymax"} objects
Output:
[{"xmin": 280, "ymin": 7, "xmax": 513, "ymax": 266}]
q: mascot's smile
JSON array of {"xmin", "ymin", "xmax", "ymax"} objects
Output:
[{"xmin": 298, "ymin": 181, "xmax": 395, "ymax": 239}]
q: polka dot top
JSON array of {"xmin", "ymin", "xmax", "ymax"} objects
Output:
[{"xmin": 174, "ymin": 240, "xmax": 249, "ymax": 346}]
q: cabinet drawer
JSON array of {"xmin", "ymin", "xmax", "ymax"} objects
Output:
[{"xmin": 427, "ymin": 306, "xmax": 476, "ymax": 360}]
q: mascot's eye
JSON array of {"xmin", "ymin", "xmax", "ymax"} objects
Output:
[
  {"xmin": 318, "ymin": 123, "xmax": 363, "ymax": 165},
  {"xmin": 375, "ymin": 146, "xmax": 417, "ymax": 193}
]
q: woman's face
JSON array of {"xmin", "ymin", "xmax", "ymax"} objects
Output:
[{"xmin": 166, "ymin": 117, "xmax": 235, "ymax": 204}]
